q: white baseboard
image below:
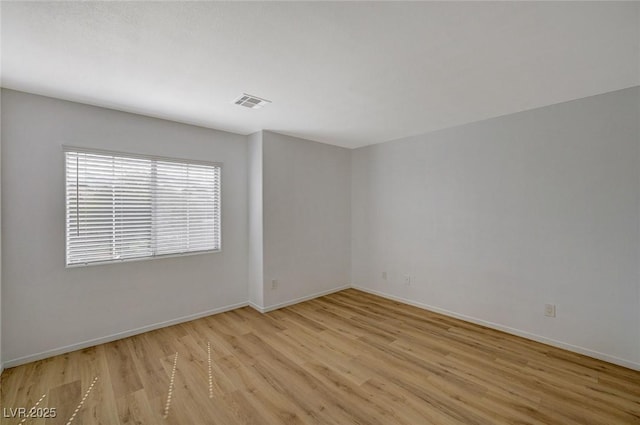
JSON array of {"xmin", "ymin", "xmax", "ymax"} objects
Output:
[
  {"xmin": 248, "ymin": 301, "xmax": 264, "ymax": 312},
  {"xmin": 250, "ymin": 285, "xmax": 351, "ymax": 313},
  {"xmin": 4, "ymin": 301, "xmax": 248, "ymax": 369},
  {"xmin": 6, "ymin": 285, "xmax": 350, "ymax": 369},
  {"xmin": 353, "ymin": 285, "xmax": 640, "ymax": 371},
  {"xmin": 8, "ymin": 284, "xmax": 637, "ymax": 372}
]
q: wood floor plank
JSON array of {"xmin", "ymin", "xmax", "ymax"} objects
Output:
[
  {"xmin": 104, "ymin": 339, "xmax": 143, "ymax": 398},
  {"xmin": 116, "ymin": 389, "xmax": 157, "ymax": 425},
  {"xmin": 3, "ymin": 288, "xmax": 640, "ymax": 424},
  {"xmin": 45, "ymin": 380, "xmax": 81, "ymax": 425}
]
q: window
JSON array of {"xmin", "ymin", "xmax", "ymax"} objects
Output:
[{"xmin": 65, "ymin": 148, "xmax": 221, "ymax": 266}]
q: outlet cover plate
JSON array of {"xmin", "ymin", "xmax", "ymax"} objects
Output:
[{"xmin": 544, "ymin": 304, "xmax": 556, "ymax": 317}]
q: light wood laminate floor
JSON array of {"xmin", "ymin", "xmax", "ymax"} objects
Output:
[{"xmin": 2, "ymin": 289, "xmax": 640, "ymax": 424}]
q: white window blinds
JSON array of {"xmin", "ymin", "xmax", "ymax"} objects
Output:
[{"xmin": 65, "ymin": 149, "xmax": 221, "ymax": 266}]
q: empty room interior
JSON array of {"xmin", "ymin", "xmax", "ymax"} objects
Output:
[{"xmin": 1, "ymin": 1, "xmax": 639, "ymax": 424}]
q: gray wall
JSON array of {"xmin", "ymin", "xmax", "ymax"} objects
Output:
[
  {"xmin": 262, "ymin": 131, "xmax": 351, "ymax": 309},
  {"xmin": 2, "ymin": 86, "xmax": 638, "ymax": 370},
  {"xmin": 0, "ymin": 88, "xmax": 3, "ymax": 372},
  {"xmin": 351, "ymin": 87, "xmax": 640, "ymax": 368},
  {"xmin": 247, "ymin": 131, "xmax": 264, "ymax": 308},
  {"xmin": 1, "ymin": 90, "xmax": 249, "ymax": 365}
]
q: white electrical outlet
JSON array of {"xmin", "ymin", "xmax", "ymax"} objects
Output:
[
  {"xmin": 271, "ymin": 279, "xmax": 278, "ymax": 290},
  {"xmin": 544, "ymin": 304, "xmax": 556, "ymax": 317},
  {"xmin": 382, "ymin": 271, "xmax": 387, "ymax": 280},
  {"xmin": 403, "ymin": 274, "xmax": 411, "ymax": 286}
]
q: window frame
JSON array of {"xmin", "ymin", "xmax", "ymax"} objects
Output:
[{"xmin": 63, "ymin": 146, "xmax": 223, "ymax": 268}]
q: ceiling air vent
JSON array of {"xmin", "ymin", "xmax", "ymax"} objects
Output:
[{"xmin": 233, "ymin": 93, "xmax": 271, "ymax": 109}]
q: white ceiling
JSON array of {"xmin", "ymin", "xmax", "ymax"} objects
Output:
[{"xmin": 1, "ymin": 1, "xmax": 638, "ymax": 149}]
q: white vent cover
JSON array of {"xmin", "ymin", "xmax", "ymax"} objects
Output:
[{"xmin": 233, "ymin": 93, "xmax": 271, "ymax": 109}]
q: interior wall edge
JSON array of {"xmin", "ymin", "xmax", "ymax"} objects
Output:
[
  {"xmin": 254, "ymin": 284, "xmax": 351, "ymax": 314},
  {"xmin": 353, "ymin": 285, "xmax": 640, "ymax": 371},
  {"xmin": 5, "ymin": 283, "xmax": 352, "ymax": 368},
  {"xmin": 6, "ymin": 281, "xmax": 639, "ymax": 371},
  {"xmin": 3, "ymin": 300, "xmax": 249, "ymax": 369}
]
